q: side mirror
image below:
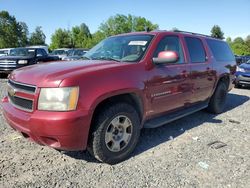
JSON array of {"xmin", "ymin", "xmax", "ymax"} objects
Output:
[
  {"xmin": 153, "ymin": 51, "xmax": 179, "ymax": 65},
  {"xmin": 37, "ymin": 54, "xmax": 42, "ymax": 57}
]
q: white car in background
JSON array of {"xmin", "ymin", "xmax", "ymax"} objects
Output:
[
  {"xmin": 0, "ymin": 48, "xmax": 12, "ymax": 56},
  {"xmin": 62, "ymin": 49, "xmax": 88, "ymax": 60},
  {"xmin": 50, "ymin": 48, "xmax": 70, "ymax": 60}
]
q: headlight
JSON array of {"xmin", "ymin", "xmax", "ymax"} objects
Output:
[
  {"xmin": 18, "ymin": 60, "xmax": 28, "ymax": 64},
  {"xmin": 38, "ymin": 87, "xmax": 79, "ymax": 111},
  {"xmin": 236, "ymin": 66, "xmax": 245, "ymax": 72}
]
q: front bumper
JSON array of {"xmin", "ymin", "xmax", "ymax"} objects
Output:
[
  {"xmin": 2, "ymin": 96, "xmax": 91, "ymax": 151},
  {"xmin": 235, "ymin": 73, "xmax": 250, "ymax": 86}
]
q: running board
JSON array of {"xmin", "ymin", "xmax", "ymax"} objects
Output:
[{"xmin": 144, "ymin": 102, "xmax": 208, "ymax": 128}]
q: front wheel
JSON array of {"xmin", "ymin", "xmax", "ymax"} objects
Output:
[
  {"xmin": 207, "ymin": 82, "xmax": 228, "ymax": 114},
  {"xmin": 88, "ymin": 103, "xmax": 141, "ymax": 164}
]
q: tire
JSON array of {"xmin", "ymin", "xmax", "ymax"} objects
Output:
[
  {"xmin": 207, "ymin": 82, "xmax": 228, "ymax": 114},
  {"xmin": 88, "ymin": 103, "xmax": 141, "ymax": 164}
]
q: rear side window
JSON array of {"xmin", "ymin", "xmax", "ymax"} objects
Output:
[
  {"xmin": 206, "ymin": 39, "xmax": 235, "ymax": 62},
  {"xmin": 185, "ymin": 37, "xmax": 206, "ymax": 63}
]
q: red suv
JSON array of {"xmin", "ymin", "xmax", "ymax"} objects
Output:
[{"xmin": 2, "ymin": 31, "xmax": 236, "ymax": 164}]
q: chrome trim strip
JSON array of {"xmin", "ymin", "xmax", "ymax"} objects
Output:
[
  {"xmin": 7, "ymin": 82, "xmax": 35, "ymax": 95},
  {"xmin": 8, "ymin": 79, "xmax": 37, "ymax": 94},
  {"xmin": 0, "ymin": 65, "xmax": 16, "ymax": 67},
  {"xmin": 0, "ymin": 60, "xmax": 16, "ymax": 64},
  {"xmin": 239, "ymin": 81, "xmax": 250, "ymax": 84}
]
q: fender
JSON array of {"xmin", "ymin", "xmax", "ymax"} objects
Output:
[{"xmin": 88, "ymin": 88, "xmax": 146, "ymax": 122}]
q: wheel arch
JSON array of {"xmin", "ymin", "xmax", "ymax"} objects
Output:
[
  {"xmin": 217, "ymin": 73, "xmax": 230, "ymax": 90},
  {"xmin": 212, "ymin": 73, "xmax": 230, "ymax": 93},
  {"xmin": 90, "ymin": 92, "xmax": 144, "ymax": 123}
]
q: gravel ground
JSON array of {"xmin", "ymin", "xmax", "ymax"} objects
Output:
[{"xmin": 0, "ymin": 78, "xmax": 249, "ymax": 188}]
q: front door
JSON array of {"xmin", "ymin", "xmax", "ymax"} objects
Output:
[{"xmin": 146, "ymin": 35, "xmax": 191, "ymax": 117}]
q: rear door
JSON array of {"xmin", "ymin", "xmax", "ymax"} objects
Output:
[
  {"xmin": 146, "ymin": 35, "xmax": 192, "ymax": 116},
  {"xmin": 184, "ymin": 36, "xmax": 215, "ymax": 103}
]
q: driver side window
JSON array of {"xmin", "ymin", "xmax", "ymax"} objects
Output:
[{"xmin": 153, "ymin": 36, "xmax": 184, "ymax": 64}]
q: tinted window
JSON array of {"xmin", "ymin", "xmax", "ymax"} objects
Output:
[
  {"xmin": 206, "ymin": 39, "xmax": 235, "ymax": 62},
  {"xmin": 153, "ymin": 36, "xmax": 184, "ymax": 63},
  {"xmin": 185, "ymin": 37, "xmax": 206, "ymax": 63},
  {"xmin": 9, "ymin": 48, "xmax": 35, "ymax": 57},
  {"xmin": 37, "ymin": 49, "xmax": 47, "ymax": 56}
]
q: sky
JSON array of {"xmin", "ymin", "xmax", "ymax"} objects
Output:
[{"xmin": 0, "ymin": 0, "xmax": 250, "ymax": 44}]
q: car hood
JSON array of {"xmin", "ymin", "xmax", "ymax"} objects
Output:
[
  {"xmin": 240, "ymin": 63, "xmax": 250, "ymax": 71},
  {"xmin": 9, "ymin": 60, "xmax": 124, "ymax": 87}
]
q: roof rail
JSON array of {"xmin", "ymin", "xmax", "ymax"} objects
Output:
[
  {"xmin": 151, "ymin": 29, "xmax": 217, "ymax": 39},
  {"xmin": 172, "ymin": 30, "xmax": 214, "ymax": 38}
]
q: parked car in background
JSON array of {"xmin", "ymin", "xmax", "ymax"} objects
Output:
[
  {"xmin": 0, "ymin": 48, "xmax": 13, "ymax": 56},
  {"xmin": 50, "ymin": 48, "xmax": 70, "ymax": 60},
  {"xmin": 2, "ymin": 30, "xmax": 236, "ymax": 164},
  {"xmin": 27, "ymin": 45, "xmax": 49, "ymax": 54},
  {"xmin": 0, "ymin": 47, "xmax": 59, "ymax": 74},
  {"xmin": 235, "ymin": 55, "xmax": 250, "ymax": 65},
  {"xmin": 235, "ymin": 59, "xmax": 250, "ymax": 88},
  {"xmin": 62, "ymin": 49, "xmax": 88, "ymax": 61}
]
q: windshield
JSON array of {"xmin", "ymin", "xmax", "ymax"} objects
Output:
[
  {"xmin": 66, "ymin": 49, "xmax": 74, "ymax": 56},
  {"xmin": 9, "ymin": 48, "xmax": 35, "ymax": 57},
  {"xmin": 51, "ymin": 50, "xmax": 67, "ymax": 55},
  {"xmin": 0, "ymin": 50, "xmax": 7, "ymax": 55},
  {"xmin": 84, "ymin": 34, "xmax": 154, "ymax": 62},
  {"xmin": 67, "ymin": 49, "xmax": 86, "ymax": 56}
]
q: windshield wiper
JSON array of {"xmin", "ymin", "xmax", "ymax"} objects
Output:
[{"xmin": 92, "ymin": 57, "xmax": 121, "ymax": 62}]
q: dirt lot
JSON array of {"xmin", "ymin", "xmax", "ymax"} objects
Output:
[{"xmin": 0, "ymin": 78, "xmax": 249, "ymax": 188}]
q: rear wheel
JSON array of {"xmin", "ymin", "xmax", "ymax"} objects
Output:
[
  {"xmin": 207, "ymin": 81, "xmax": 228, "ymax": 114},
  {"xmin": 88, "ymin": 103, "xmax": 141, "ymax": 164}
]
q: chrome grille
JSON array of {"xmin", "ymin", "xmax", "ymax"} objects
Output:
[
  {"xmin": 8, "ymin": 79, "xmax": 36, "ymax": 94},
  {"xmin": 7, "ymin": 79, "xmax": 36, "ymax": 112},
  {"xmin": 8, "ymin": 93, "xmax": 33, "ymax": 111},
  {"xmin": 0, "ymin": 60, "xmax": 16, "ymax": 64}
]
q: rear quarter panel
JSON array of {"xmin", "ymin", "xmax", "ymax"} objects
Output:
[{"xmin": 204, "ymin": 40, "xmax": 236, "ymax": 92}]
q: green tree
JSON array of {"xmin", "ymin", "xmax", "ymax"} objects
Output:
[
  {"xmin": 211, "ymin": 25, "xmax": 224, "ymax": 39},
  {"xmin": 50, "ymin": 28, "xmax": 72, "ymax": 49},
  {"xmin": 226, "ymin": 37, "xmax": 232, "ymax": 44},
  {"xmin": 231, "ymin": 37, "xmax": 248, "ymax": 55},
  {"xmin": 71, "ymin": 23, "xmax": 91, "ymax": 48},
  {"xmin": 18, "ymin": 22, "xmax": 29, "ymax": 46},
  {"xmin": 99, "ymin": 14, "xmax": 158, "ymax": 37},
  {"xmin": 85, "ymin": 31, "xmax": 106, "ymax": 48},
  {"xmin": 0, "ymin": 11, "xmax": 29, "ymax": 48},
  {"xmin": 245, "ymin": 35, "xmax": 250, "ymax": 55},
  {"xmin": 29, "ymin": 26, "xmax": 46, "ymax": 45},
  {"xmin": 132, "ymin": 15, "xmax": 159, "ymax": 32}
]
